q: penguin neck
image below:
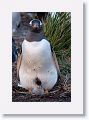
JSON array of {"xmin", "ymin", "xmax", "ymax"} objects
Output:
[{"xmin": 26, "ymin": 31, "xmax": 46, "ymax": 42}]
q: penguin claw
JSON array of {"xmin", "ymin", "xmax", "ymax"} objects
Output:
[
  {"xmin": 29, "ymin": 88, "xmax": 32, "ymax": 94},
  {"xmin": 44, "ymin": 89, "xmax": 49, "ymax": 95}
]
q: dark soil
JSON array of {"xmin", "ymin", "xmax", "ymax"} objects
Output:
[{"xmin": 12, "ymin": 14, "xmax": 71, "ymax": 102}]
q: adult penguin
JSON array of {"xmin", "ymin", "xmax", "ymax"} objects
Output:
[
  {"xmin": 17, "ymin": 19, "xmax": 60, "ymax": 95},
  {"xmin": 12, "ymin": 38, "xmax": 18, "ymax": 62}
]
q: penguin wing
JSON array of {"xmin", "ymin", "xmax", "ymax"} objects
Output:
[
  {"xmin": 52, "ymin": 50, "xmax": 60, "ymax": 75},
  {"xmin": 50, "ymin": 44, "xmax": 60, "ymax": 76},
  {"xmin": 17, "ymin": 53, "xmax": 22, "ymax": 79}
]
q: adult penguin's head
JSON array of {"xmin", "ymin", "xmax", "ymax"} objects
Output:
[{"xmin": 29, "ymin": 19, "xmax": 43, "ymax": 33}]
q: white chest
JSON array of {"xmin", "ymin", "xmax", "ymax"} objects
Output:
[
  {"xmin": 19, "ymin": 39, "xmax": 58, "ymax": 91},
  {"xmin": 22, "ymin": 39, "xmax": 54, "ymax": 71}
]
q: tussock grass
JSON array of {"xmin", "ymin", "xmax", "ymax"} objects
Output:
[{"xmin": 44, "ymin": 12, "xmax": 71, "ymax": 77}]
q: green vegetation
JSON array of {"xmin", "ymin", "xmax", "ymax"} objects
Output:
[{"xmin": 44, "ymin": 12, "xmax": 71, "ymax": 76}]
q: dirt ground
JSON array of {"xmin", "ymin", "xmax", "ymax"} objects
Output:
[{"xmin": 12, "ymin": 16, "xmax": 71, "ymax": 102}]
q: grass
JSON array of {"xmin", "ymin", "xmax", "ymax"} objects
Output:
[{"xmin": 44, "ymin": 12, "xmax": 71, "ymax": 76}]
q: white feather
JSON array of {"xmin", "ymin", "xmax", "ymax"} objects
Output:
[{"xmin": 19, "ymin": 39, "xmax": 58, "ymax": 93}]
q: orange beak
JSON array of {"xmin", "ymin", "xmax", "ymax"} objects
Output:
[{"xmin": 32, "ymin": 23, "xmax": 39, "ymax": 29}]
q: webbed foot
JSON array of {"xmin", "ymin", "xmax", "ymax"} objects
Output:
[{"xmin": 44, "ymin": 89, "xmax": 49, "ymax": 95}]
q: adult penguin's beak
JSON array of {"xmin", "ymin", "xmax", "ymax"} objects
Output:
[{"xmin": 32, "ymin": 23, "xmax": 39, "ymax": 29}]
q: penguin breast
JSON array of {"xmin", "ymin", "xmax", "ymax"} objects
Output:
[
  {"xmin": 22, "ymin": 39, "xmax": 54, "ymax": 71},
  {"xmin": 19, "ymin": 39, "xmax": 58, "ymax": 91}
]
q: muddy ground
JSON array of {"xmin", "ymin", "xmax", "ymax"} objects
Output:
[{"xmin": 12, "ymin": 15, "xmax": 71, "ymax": 102}]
